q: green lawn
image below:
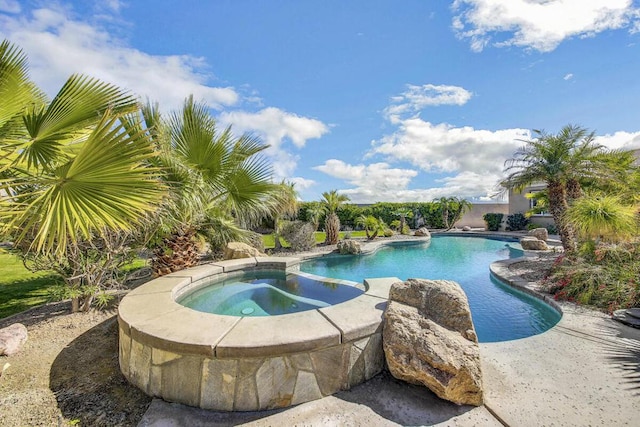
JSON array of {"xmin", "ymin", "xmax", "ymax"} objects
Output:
[
  {"xmin": 263, "ymin": 230, "xmax": 367, "ymax": 249},
  {"xmin": 0, "ymin": 249, "xmax": 61, "ymax": 319}
]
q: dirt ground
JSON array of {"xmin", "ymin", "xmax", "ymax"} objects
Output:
[{"xmin": 0, "ymin": 252, "xmax": 558, "ymax": 427}]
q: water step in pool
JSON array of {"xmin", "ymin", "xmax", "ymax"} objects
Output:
[{"xmin": 612, "ymin": 308, "xmax": 640, "ymax": 328}]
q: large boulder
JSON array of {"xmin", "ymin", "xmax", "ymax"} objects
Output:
[
  {"xmin": 383, "ymin": 279, "xmax": 483, "ymax": 406},
  {"xmin": 0, "ymin": 323, "xmax": 28, "ymax": 356},
  {"xmin": 528, "ymin": 227, "xmax": 549, "ymax": 242},
  {"xmin": 223, "ymin": 242, "xmax": 267, "ymax": 260},
  {"xmin": 337, "ymin": 239, "xmax": 361, "ymax": 255},
  {"xmin": 414, "ymin": 227, "xmax": 431, "ymax": 238},
  {"xmin": 520, "ymin": 236, "xmax": 550, "ymax": 251}
]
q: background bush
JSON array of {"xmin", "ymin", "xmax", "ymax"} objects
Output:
[
  {"xmin": 483, "ymin": 213, "xmax": 504, "ymax": 231},
  {"xmin": 506, "ymin": 213, "xmax": 530, "ymax": 231}
]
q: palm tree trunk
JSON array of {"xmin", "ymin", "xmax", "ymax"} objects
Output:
[
  {"xmin": 548, "ymin": 181, "xmax": 577, "ymax": 256},
  {"xmin": 566, "ymin": 178, "xmax": 581, "ymax": 201}
]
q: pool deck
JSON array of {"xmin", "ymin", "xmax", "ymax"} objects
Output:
[{"xmin": 138, "ymin": 233, "xmax": 640, "ymax": 426}]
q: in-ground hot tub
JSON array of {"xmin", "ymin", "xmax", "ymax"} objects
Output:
[{"xmin": 117, "ymin": 257, "xmax": 394, "ymax": 411}]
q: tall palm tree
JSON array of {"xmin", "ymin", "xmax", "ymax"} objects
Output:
[
  {"xmin": 501, "ymin": 125, "xmax": 618, "ymax": 256},
  {"xmin": 146, "ymin": 97, "xmax": 276, "ymax": 275},
  {"xmin": 321, "ymin": 190, "xmax": 350, "ymax": 245}
]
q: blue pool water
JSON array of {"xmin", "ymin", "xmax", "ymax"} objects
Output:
[
  {"xmin": 179, "ymin": 270, "xmax": 363, "ymax": 316},
  {"xmin": 300, "ymin": 236, "xmax": 561, "ymax": 342}
]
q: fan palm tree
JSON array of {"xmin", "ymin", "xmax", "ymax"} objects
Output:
[
  {"xmin": 321, "ymin": 190, "xmax": 350, "ymax": 245},
  {"xmin": 145, "ymin": 97, "xmax": 276, "ymax": 275},
  {"xmin": 356, "ymin": 215, "xmax": 386, "ymax": 240},
  {"xmin": 435, "ymin": 197, "xmax": 472, "ymax": 230},
  {"xmin": 0, "ymin": 40, "xmax": 165, "ymax": 311},
  {"xmin": 305, "ymin": 202, "xmax": 325, "ymax": 231},
  {"xmin": 501, "ymin": 125, "xmax": 618, "ymax": 256}
]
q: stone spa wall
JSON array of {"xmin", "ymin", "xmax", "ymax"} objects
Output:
[{"xmin": 117, "ymin": 257, "xmax": 397, "ymax": 411}]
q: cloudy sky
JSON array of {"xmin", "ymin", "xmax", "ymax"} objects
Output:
[{"xmin": 2, "ymin": 0, "xmax": 640, "ymax": 203}]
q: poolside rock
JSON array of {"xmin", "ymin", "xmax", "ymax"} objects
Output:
[
  {"xmin": 0, "ymin": 323, "xmax": 28, "ymax": 356},
  {"xmin": 337, "ymin": 239, "xmax": 361, "ymax": 255},
  {"xmin": 414, "ymin": 227, "xmax": 431, "ymax": 238},
  {"xmin": 383, "ymin": 279, "xmax": 483, "ymax": 406},
  {"xmin": 223, "ymin": 242, "xmax": 267, "ymax": 260},
  {"xmin": 520, "ymin": 236, "xmax": 550, "ymax": 251},
  {"xmin": 528, "ymin": 228, "xmax": 549, "ymax": 242}
]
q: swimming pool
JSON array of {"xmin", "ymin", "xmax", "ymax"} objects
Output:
[{"xmin": 300, "ymin": 235, "xmax": 561, "ymax": 342}]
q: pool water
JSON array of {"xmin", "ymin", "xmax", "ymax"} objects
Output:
[
  {"xmin": 179, "ymin": 270, "xmax": 363, "ymax": 316},
  {"xmin": 300, "ymin": 236, "xmax": 561, "ymax": 342}
]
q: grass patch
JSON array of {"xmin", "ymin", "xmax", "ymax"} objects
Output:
[
  {"xmin": 0, "ymin": 249, "xmax": 61, "ymax": 319},
  {"xmin": 262, "ymin": 230, "xmax": 368, "ymax": 249}
]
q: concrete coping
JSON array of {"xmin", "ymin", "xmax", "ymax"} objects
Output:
[
  {"xmin": 489, "ymin": 258, "xmax": 563, "ymax": 314},
  {"xmin": 118, "ymin": 257, "xmax": 396, "ymax": 359}
]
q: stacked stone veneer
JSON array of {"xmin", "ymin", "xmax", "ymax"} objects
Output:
[{"xmin": 118, "ymin": 257, "xmax": 396, "ymax": 411}]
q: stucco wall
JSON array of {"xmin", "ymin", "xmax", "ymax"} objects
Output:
[{"xmin": 454, "ymin": 203, "xmax": 509, "ymax": 229}]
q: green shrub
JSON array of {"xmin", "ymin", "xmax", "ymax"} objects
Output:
[
  {"xmin": 384, "ymin": 228, "xmax": 394, "ymax": 237},
  {"xmin": 401, "ymin": 224, "xmax": 411, "ymax": 235},
  {"xmin": 546, "ymin": 224, "xmax": 558, "ymax": 234},
  {"xmin": 482, "ymin": 213, "xmax": 504, "ymax": 231},
  {"xmin": 390, "ymin": 219, "xmax": 401, "ymax": 231},
  {"xmin": 506, "ymin": 213, "xmax": 529, "ymax": 231},
  {"xmin": 545, "ymin": 242, "xmax": 640, "ymax": 312}
]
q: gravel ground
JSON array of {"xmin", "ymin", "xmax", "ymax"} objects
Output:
[{"xmin": 0, "ymin": 238, "xmax": 559, "ymax": 427}]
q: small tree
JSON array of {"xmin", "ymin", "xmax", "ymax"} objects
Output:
[
  {"xmin": 321, "ymin": 190, "xmax": 350, "ymax": 244},
  {"xmin": 356, "ymin": 215, "xmax": 386, "ymax": 240}
]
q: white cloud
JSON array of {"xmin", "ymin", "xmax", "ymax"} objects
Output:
[
  {"xmin": 0, "ymin": 7, "xmax": 238, "ymax": 110},
  {"xmin": 289, "ymin": 177, "xmax": 316, "ymax": 192},
  {"xmin": 563, "ymin": 73, "xmax": 574, "ymax": 80},
  {"xmin": 452, "ymin": 0, "xmax": 640, "ymax": 52},
  {"xmin": 219, "ymin": 107, "xmax": 329, "ymax": 178},
  {"xmin": 595, "ymin": 130, "xmax": 640, "ymax": 150},
  {"xmin": 0, "ymin": 0, "xmax": 20, "ymax": 13},
  {"xmin": 313, "ymin": 159, "xmax": 503, "ymax": 203},
  {"xmin": 369, "ymin": 118, "xmax": 529, "ymax": 175},
  {"xmin": 384, "ymin": 84, "xmax": 473, "ymax": 119}
]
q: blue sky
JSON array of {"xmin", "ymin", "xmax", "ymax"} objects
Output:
[{"xmin": 2, "ymin": 0, "xmax": 640, "ymax": 203}]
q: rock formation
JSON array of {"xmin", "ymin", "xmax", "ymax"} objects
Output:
[
  {"xmin": 520, "ymin": 236, "xmax": 550, "ymax": 251},
  {"xmin": 0, "ymin": 323, "xmax": 28, "ymax": 356},
  {"xmin": 383, "ymin": 279, "xmax": 483, "ymax": 406},
  {"xmin": 528, "ymin": 228, "xmax": 549, "ymax": 242},
  {"xmin": 223, "ymin": 242, "xmax": 267, "ymax": 259},
  {"xmin": 414, "ymin": 227, "xmax": 431, "ymax": 238},
  {"xmin": 337, "ymin": 239, "xmax": 361, "ymax": 255}
]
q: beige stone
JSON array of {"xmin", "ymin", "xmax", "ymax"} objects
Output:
[
  {"xmin": 290, "ymin": 353, "xmax": 313, "ymax": 371},
  {"xmin": 520, "ymin": 236, "xmax": 550, "ymax": 251},
  {"xmin": 318, "ymin": 294, "xmax": 385, "ymax": 342},
  {"xmin": 118, "ymin": 326, "xmax": 132, "ymax": 378},
  {"xmin": 256, "ymin": 357, "xmax": 297, "ymax": 409},
  {"xmin": 362, "ymin": 333, "xmax": 384, "ymax": 380},
  {"xmin": 383, "ymin": 279, "xmax": 483, "ymax": 406},
  {"xmin": 201, "ymin": 359, "xmax": 238, "ymax": 411},
  {"xmin": 0, "ymin": 323, "xmax": 27, "ymax": 356},
  {"xmin": 389, "ymin": 279, "xmax": 476, "ymax": 341},
  {"xmin": 310, "ymin": 345, "xmax": 350, "ymax": 396},
  {"xmin": 128, "ymin": 340, "xmax": 152, "ymax": 393},
  {"xmin": 234, "ymin": 358, "xmax": 262, "ymax": 410},
  {"xmin": 291, "ymin": 370, "xmax": 323, "ymax": 405},
  {"xmin": 528, "ymin": 227, "xmax": 549, "ymax": 242},
  {"xmin": 158, "ymin": 355, "xmax": 203, "ymax": 407},
  {"xmin": 350, "ymin": 343, "xmax": 368, "ymax": 387},
  {"xmin": 337, "ymin": 239, "xmax": 362, "ymax": 254},
  {"xmin": 223, "ymin": 241, "xmax": 267, "ymax": 259},
  {"xmin": 414, "ymin": 227, "xmax": 431, "ymax": 237}
]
